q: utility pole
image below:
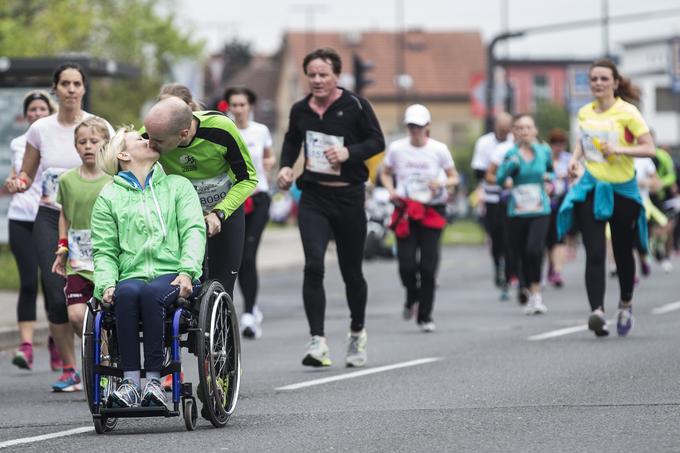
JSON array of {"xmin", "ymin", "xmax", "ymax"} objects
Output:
[
  {"xmin": 292, "ymin": 3, "xmax": 329, "ymax": 51},
  {"xmin": 602, "ymin": 0, "xmax": 610, "ymax": 58}
]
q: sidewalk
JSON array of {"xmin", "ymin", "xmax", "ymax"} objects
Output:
[{"xmin": 0, "ymin": 225, "xmax": 318, "ymax": 350}]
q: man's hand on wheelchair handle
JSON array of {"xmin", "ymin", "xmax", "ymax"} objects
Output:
[
  {"xmin": 171, "ymin": 274, "xmax": 193, "ymax": 298},
  {"xmin": 204, "ymin": 212, "xmax": 222, "ymax": 237}
]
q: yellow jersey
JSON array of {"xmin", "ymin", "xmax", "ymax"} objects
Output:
[{"xmin": 577, "ymin": 97, "xmax": 649, "ymax": 183}]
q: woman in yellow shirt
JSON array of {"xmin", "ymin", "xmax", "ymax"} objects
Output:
[{"xmin": 558, "ymin": 59, "xmax": 655, "ymax": 338}]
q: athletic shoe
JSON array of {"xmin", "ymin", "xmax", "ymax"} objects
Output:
[
  {"xmin": 419, "ymin": 321, "xmax": 436, "ymax": 333},
  {"xmin": 616, "ymin": 305, "xmax": 634, "ymax": 337},
  {"xmin": 48, "ymin": 336, "xmax": 63, "ymax": 372},
  {"xmin": 517, "ymin": 287, "xmax": 530, "ymax": 306},
  {"xmin": 524, "ymin": 293, "xmax": 547, "ymax": 315},
  {"xmin": 302, "ymin": 336, "xmax": 331, "ymax": 367},
  {"xmin": 52, "ymin": 370, "xmax": 83, "ymax": 392},
  {"xmin": 12, "ymin": 342, "xmax": 33, "ymax": 370},
  {"xmin": 108, "ymin": 378, "xmax": 141, "ymax": 408},
  {"xmin": 661, "ymin": 259, "xmax": 673, "ymax": 273},
  {"xmin": 345, "ymin": 329, "xmax": 368, "ymax": 367},
  {"xmin": 588, "ymin": 309, "xmax": 609, "ymax": 337},
  {"xmin": 241, "ymin": 309, "xmax": 263, "ymax": 339},
  {"xmin": 162, "ymin": 371, "xmax": 184, "ymax": 391},
  {"xmin": 640, "ymin": 257, "xmax": 651, "ymax": 277},
  {"xmin": 142, "ymin": 378, "xmax": 168, "ymax": 407},
  {"xmin": 548, "ymin": 270, "xmax": 564, "ymax": 288}
]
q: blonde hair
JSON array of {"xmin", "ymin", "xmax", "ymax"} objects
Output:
[
  {"xmin": 74, "ymin": 116, "xmax": 111, "ymax": 145},
  {"xmin": 158, "ymin": 83, "xmax": 202, "ymax": 111},
  {"xmin": 97, "ymin": 125, "xmax": 134, "ymax": 176}
]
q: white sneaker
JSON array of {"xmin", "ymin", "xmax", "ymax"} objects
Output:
[
  {"xmin": 524, "ymin": 293, "xmax": 547, "ymax": 315},
  {"xmin": 241, "ymin": 311, "xmax": 262, "ymax": 339},
  {"xmin": 302, "ymin": 336, "xmax": 331, "ymax": 367},
  {"xmin": 345, "ymin": 329, "xmax": 368, "ymax": 368},
  {"xmin": 419, "ymin": 321, "xmax": 436, "ymax": 333},
  {"xmin": 253, "ymin": 305, "xmax": 264, "ymax": 324},
  {"xmin": 661, "ymin": 259, "xmax": 673, "ymax": 273}
]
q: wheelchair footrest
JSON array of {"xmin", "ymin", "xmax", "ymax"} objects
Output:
[{"xmin": 99, "ymin": 406, "xmax": 179, "ymax": 418}]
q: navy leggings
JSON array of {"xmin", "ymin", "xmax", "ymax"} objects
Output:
[
  {"xmin": 238, "ymin": 193, "xmax": 270, "ymax": 314},
  {"xmin": 114, "ymin": 274, "xmax": 198, "ymax": 372}
]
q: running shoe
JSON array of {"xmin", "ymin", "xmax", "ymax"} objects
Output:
[
  {"xmin": 661, "ymin": 259, "xmax": 673, "ymax": 273},
  {"xmin": 162, "ymin": 371, "xmax": 184, "ymax": 391},
  {"xmin": 48, "ymin": 336, "xmax": 63, "ymax": 371},
  {"xmin": 517, "ymin": 287, "xmax": 530, "ymax": 306},
  {"xmin": 548, "ymin": 270, "xmax": 564, "ymax": 288},
  {"xmin": 419, "ymin": 321, "xmax": 436, "ymax": 333},
  {"xmin": 588, "ymin": 309, "xmax": 609, "ymax": 337},
  {"xmin": 639, "ymin": 257, "xmax": 651, "ymax": 277},
  {"xmin": 12, "ymin": 342, "xmax": 33, "ymax": 370},
  {"xmin": 142, "ymin": 378, "xmax": 168, "ymax": 407},
  {"xmin": 302, "ymin": 336, "xmax": 331, "ymax": 367},
  {"xmin": 241, "ymin": 307, "xmax": 263, "ymax": 339},
  {"xmin": 108, "ymin": 378, "xmax": 141, "ymax": 408},
  {"xmin": 345, "ymin": 329, "xmax": 368, "ymax": 367},
  {"xmin": 524, "ymin": 293, "xmax": 547, "ymax": 315},
  {"xmin": 52, "ymin": 370, "xmax": 83, "ymax": 392},
  {"xmin": 616, "ymin": 305, "xmax": 634, "ymax": 337}
]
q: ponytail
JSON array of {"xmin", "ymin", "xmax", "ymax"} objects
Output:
[{"xmin": 590, "ymin": 58, "xmax": 641, "ymax": 104}]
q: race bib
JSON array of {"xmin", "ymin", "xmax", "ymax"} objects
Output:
[
  {"xmin": 305, "ymin": 131, "xmax": 343, "ymax": 176},
  {"xmin": 41, "ymin": 167, "xmax": 68, "ymax": 208},
  {"xmin": 192, "ymin": 174, "xmax": 232, "ymax": 211},
  {"xmin": 580, "ymin": 123, "xmax": 617, "ymax": 163},
  {"xmin": 405, "ymin": 175, "xmax": 435, "ymax": 204},
  {"xmin": 512, "ymin": 183, "xmax": 543, "ymax": 214},
  {"xmin": 68, "ymin": 229, "xmax": 94, "ymax": 272}
]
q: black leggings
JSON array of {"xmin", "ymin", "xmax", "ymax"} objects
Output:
[
  {"xmin": 238, "ymin": 193, "xmax": 270, "ymax": 314},
  {"xmin": 484, "ymin": 201, "xmax": 506, "ymax": 269},
  {"xmin": 9, "ymin": 219, "xmax": 45, "ymax": 323},
  {"xmin": 207, "ymin": 204, "xmax": 245, "ymax": 299},
  {"xmin": 574, "ymin": 193, "xmax": 640, "ymax": 311},
  {"xmin": 33, "ymin": 207, "xmax": 68, "ymax": 325},
  {"xmin": 396, "ymin": 217, "xmax": 444, "ymax": 323},
  {"xmin": 507, "ymin": 215, "xmax": 550, "ymax": 286},
  {"xmin": 298, "ymin": 183, "xmax": 367, "ymax": 336}
]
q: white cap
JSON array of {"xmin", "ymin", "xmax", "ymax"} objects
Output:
[{"xmin": 403, "ymin": 104, "xmax": 431, "ymax": 126}]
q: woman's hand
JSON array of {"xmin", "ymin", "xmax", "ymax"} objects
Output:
[
  {"xmin": 51, "ymin": 250, "xmax": 67, "ymax": 277},
  {"xmin": 103, "ymin": 287, "xmax": 115, "ymax": 304},
  {"xmin": 171, "ymin": 274, "xmax": 193, "ymax": 298},
  {"xmin": 568, "ymin": 158, "xmax": 581, "ymax": 180}
]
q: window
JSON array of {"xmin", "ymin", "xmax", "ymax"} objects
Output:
[
  {"xmin": 656, "ymin": 87, "xmax": 680, "ymax": 113},
  {"xmin": 533, "ymin": 74, "xmax": 550, "ymax": 103}
]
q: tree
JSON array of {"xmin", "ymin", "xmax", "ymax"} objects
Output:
[
  {"xmin": 0, "ymin": 0, "xmax": 204, "ymax": 125},
  {"xmin": 534, "ymin": 100, "xmax": 570, "ymax": 142}
]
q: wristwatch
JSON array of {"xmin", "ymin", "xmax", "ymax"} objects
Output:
[{"xmin": 211, "ymin": 209, "xmax": 226, "ymax": 222}]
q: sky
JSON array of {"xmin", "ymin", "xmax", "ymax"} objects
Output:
[{"xmin": 175, "ymin": 0, "xmax": 680, "ymax": 58}]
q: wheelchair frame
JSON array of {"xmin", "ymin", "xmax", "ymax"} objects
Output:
[{"xmin": 81, "ymin": 279, "xmax": 241, "ymax": 433}]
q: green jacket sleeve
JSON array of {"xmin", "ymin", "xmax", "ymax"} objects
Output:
[
  {"xmin": 91, "ymin": 193, "xmax": 120, "ymax": 300},
  {"xmin": 213, "ymin": 119, "xmax": 258, "ymax": 219},
  {"xmin": 176, "ymin": 178, "xmax": 207, "ymax": 280},
  {"xmin": 496, "ymin": 153, "xmax": 520, "ymax": 185}
]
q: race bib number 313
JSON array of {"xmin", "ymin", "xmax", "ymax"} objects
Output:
[{"xmin": 305, "ymin": 131, "xmax": 343, "ymax": 176}]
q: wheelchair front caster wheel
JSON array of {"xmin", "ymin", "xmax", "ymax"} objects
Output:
[
  {"xmin": 93, "ymin": 416, "xmax": 117, "ymax": 434},
  {"xmin": 183, "ymin": 398, "xmax": 197, "ymax": 431}
]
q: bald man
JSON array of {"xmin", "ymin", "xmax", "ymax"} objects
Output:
[{"xmin": 142, "ymin": 97, "xmax": 258, "ymax": 299}]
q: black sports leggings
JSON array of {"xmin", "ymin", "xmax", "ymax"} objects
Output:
[
  {"xmin": 238, "ymin": 193, "xmax": 270, "ymax": 314},
  {"xmin": 574, "ymin": 192, "xmax": 640, "ymax": 311},
  {"xmin": 484, "ymin": 201, "xmax": 505, "ymax": 269},
  {"xmin": 396, "ymin": 215, "xmax": 444, "ymax": 324},
  {"xmin": 507, "ymin": 215, "xmax": 550, "ymax": 286},
  {"xmin": 207, "ymin": 204, "xmax": 245, "ymax": 299},
  {"xmin": 9, "ymin": 219, "xmax": 45, "ymax": 323},
  {"xmin": 33, "ymin": 207, "xmax": 68, "ymax": 324},
  {"xmin": 298, "ymin": 183, "xmax": 367, "ymax": 337}
]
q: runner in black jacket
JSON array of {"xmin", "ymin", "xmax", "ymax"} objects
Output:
[{"xmin": 278, "ymin": 47, "xmax": 384, "ymax": 368}]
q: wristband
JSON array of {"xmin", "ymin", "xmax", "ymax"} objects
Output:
[{"xmin": 58, "ymin": 238, "xmax": 68, "ymax": 249}]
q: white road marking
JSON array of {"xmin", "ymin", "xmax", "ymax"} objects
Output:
[
  {"xmin": 651, "ymin": 301, "xmax": 680, "ymax": 315},
  {"xmin": 276, "ymin": 357, "xmax": 442, "ymax": 391},
  {"xmin": 0, "ymin": 426, "xmax": 92, "ymax": 449},
  {"xmin": 527, "ymin": 318, "xmax": 616, "ymax": 341}
]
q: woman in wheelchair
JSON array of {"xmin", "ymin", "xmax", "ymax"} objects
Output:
[{"xmin": 91, "ymin": 126, "xmax": 206, "ymax": 408}]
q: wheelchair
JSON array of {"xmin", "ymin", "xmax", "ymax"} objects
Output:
[{"xmin": 81, "ymin": 279, "xmax": 242, "ymax": 433}]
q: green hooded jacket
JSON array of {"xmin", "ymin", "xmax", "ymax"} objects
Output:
[{"xmin": 91, "ymin": 163, "xmax": 206, "ymax": 300}]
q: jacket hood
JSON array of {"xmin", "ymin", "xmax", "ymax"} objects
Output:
[{"xmin": 113, "ymin": 162, "xmax": 166, "ymax": 191}]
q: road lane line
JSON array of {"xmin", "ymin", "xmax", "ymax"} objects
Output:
[
  {"xmin": 276, "ymin": 357, "xmax": 442, "ymax": 391},
  {"xmin": 527, "ymin": 318, "xmax": 616, "ymax": 341},
  {"xmin": 651, "ymin": 301, "xmax": 680, "ymax": 315},
  {"xmin": 0, "ymin": 426, "xmax": 92, "ymax": 449}
]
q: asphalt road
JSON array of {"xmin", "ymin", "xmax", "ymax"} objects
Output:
[{"xmin": 1, "ymin": 245, "xmax": 679, "ymax": 452}]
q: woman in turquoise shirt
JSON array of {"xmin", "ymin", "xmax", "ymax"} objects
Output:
[{"xmin": 497, "ymin": 114, "xmax": 553, "ymax": 315}]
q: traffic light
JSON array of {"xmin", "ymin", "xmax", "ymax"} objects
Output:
[{"xmin": 353, "ymin": 53, "xmax": 374, "ymax": 96}]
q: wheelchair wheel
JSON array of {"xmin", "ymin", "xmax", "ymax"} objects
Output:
[
  {"xmin": 82, "ymin": 305, "xmax": 119, "ymax": 432},
  {"xmin": 183, "ymin": 398, "xmax": 198, "ymax": 431},
  {"xmin": 197, "ymin": 280, "xmax": 241, "ymax": 428}
]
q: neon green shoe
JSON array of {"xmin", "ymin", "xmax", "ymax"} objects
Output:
[{"xmin": 302, "ymin": 336, "xmax": 332, "ymax": 367}]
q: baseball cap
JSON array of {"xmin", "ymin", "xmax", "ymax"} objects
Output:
[{"xmin": 403, "ymin": 104, "xmax": 431, "ymax": 126}]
